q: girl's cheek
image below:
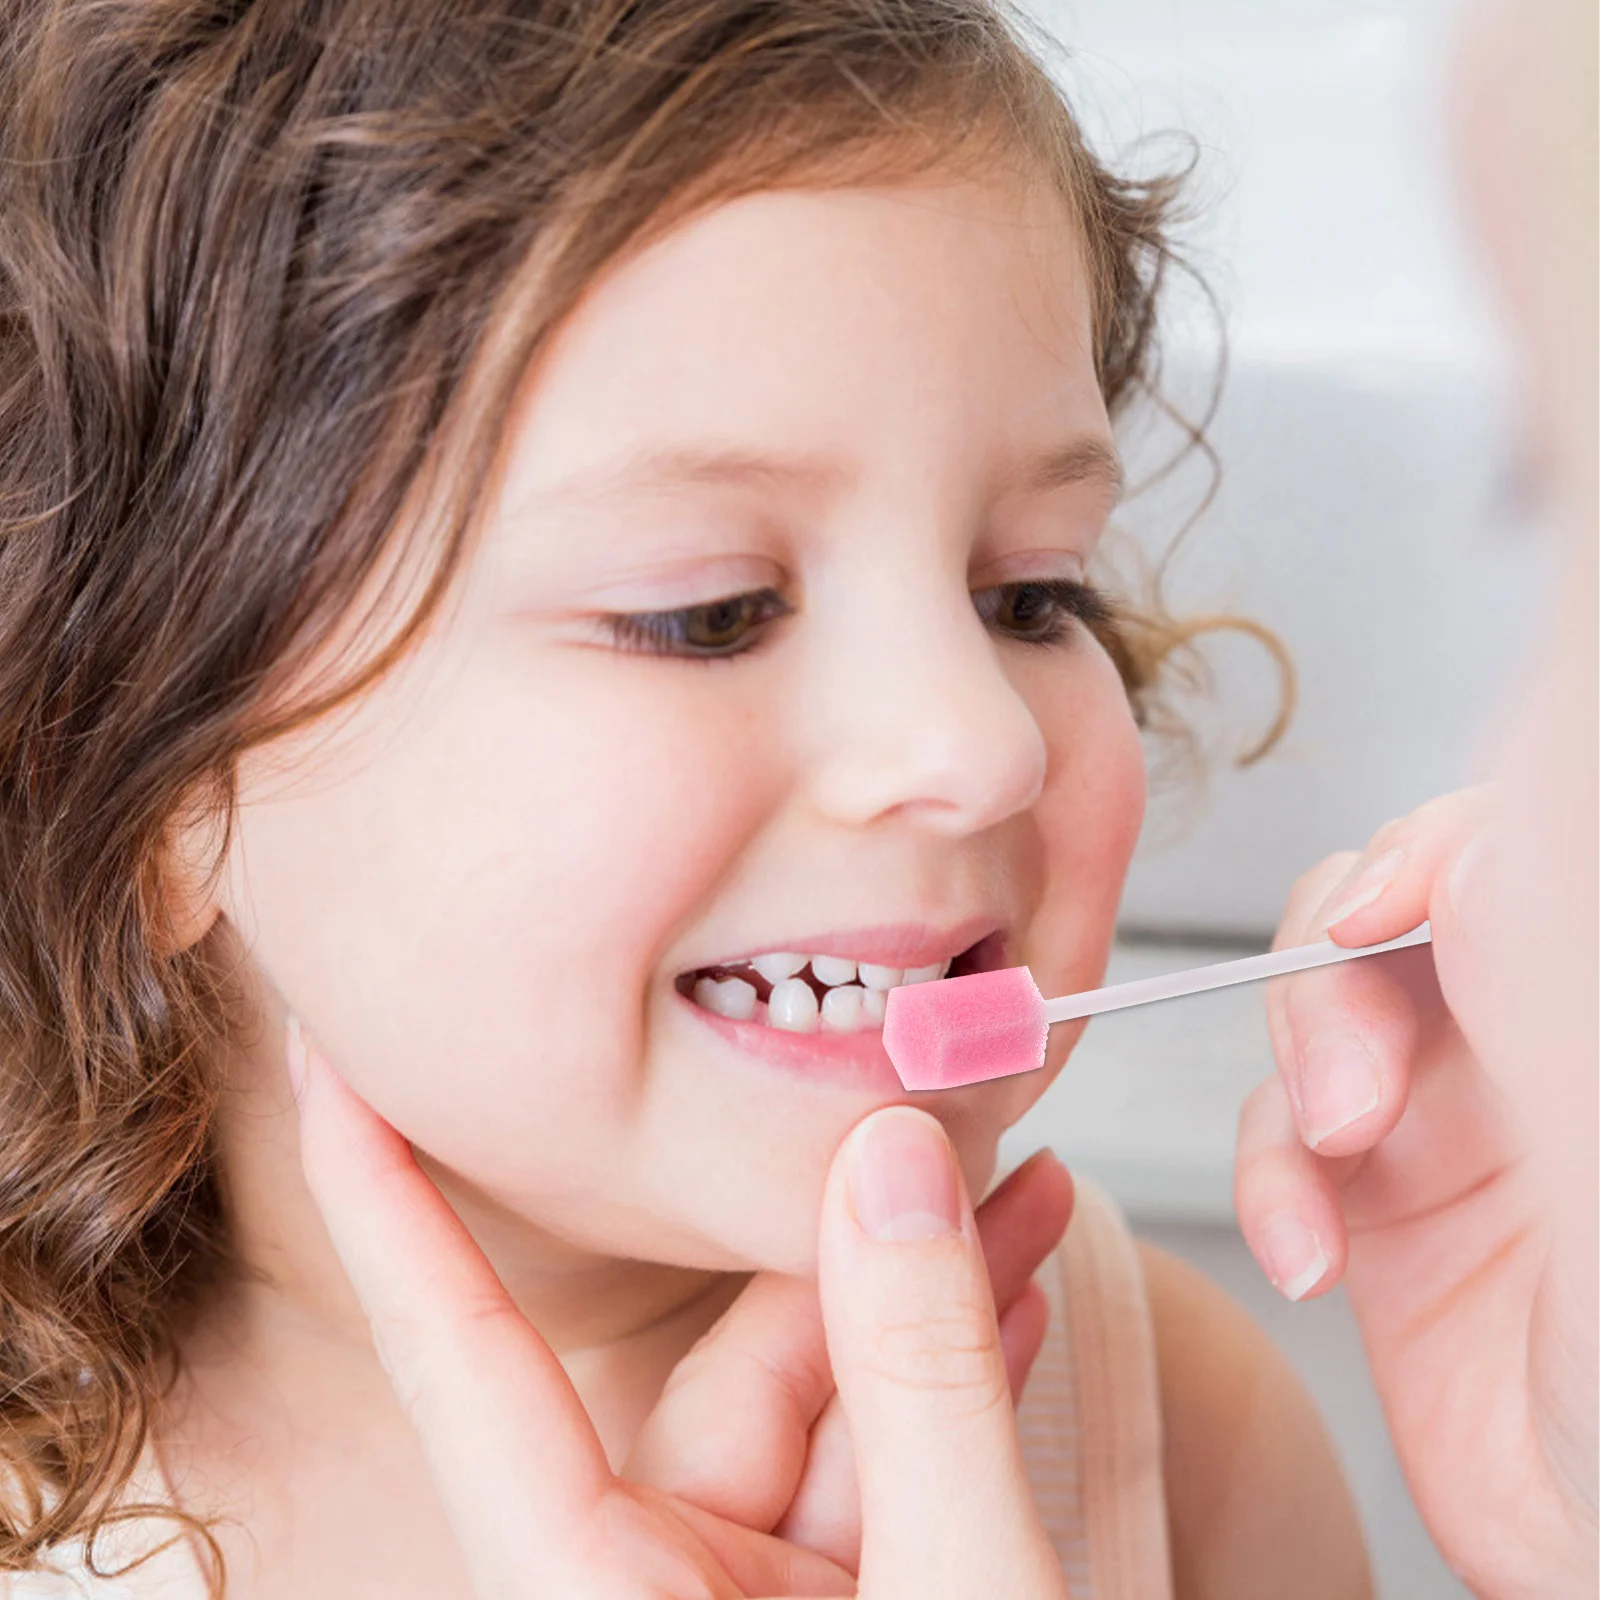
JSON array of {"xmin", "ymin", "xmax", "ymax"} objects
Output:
[
  {"xmin": 1026, "ymin": 661, "xmax": 1147, "ymax": 993},
  {"xmin": 971, "ymin": 674, "xmax": 1143, "ymax": 1132}
]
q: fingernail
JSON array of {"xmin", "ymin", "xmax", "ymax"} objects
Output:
[
  {"xmin": 848, "ymin": 1109, "xmax": 963, "ymax": 1242},
  {"xmin": 284, "ymin": 1014, "xmax": 308, "ymax": 1108},
  {"xmin": 1259, "ymin": 1215, "xmax": 1329, "ymax": 1301},
  {"xmin": 1300, "ymin": 1031, "xmax": 1381, "ymax": 1146},
  {"xmin": 988, "ymin": 1146, "xmax": 1058, "ymax": 1200},
  {"xmin": 1319, "ymin": 848, "xmax": 1404, "ymax": 931}
]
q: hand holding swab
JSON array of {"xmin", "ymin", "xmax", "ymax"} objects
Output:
[{"xmin": 883, "ymin": 923, "xmax": 1434, "ymax": 1091}]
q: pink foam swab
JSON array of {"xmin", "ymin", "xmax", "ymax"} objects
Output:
[{"xmin": 882, "ymin": 922, "xmax": 1433, "ymax": 1091}]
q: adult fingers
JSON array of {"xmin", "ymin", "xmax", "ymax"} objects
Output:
[
  {"xmin": 1234, "ymin": 1071, "xmax": 1354, "ymax": 1301},
  {"xmin": 998, "ymin": 1279, "xmax": 1052, "ymax": 1389},
  {"xmin": 623, "ymin": 1271, "xmax": 830, "ymax": 1529},
  {"xmin": 629, "ymin": 1149, "xmax": 1072, "ymax": 1540},
  {"xmin": 978, "ymin": 1149, "xmax": 1075, "ymax": 1309},
  {"xmin": 287, "ymin": 1018, "xmax": 615, "ymax": 1597},
  {"xmin": 817, "ymin": 1108, "xmax": 1069, "ymax": 1599},
  {"xmin": 775, "ymin": 1153, "xmax": 1070, "ymax": 1568},
  {"xmin": 1266, "ymin": 852, "xmax": 1433, "ymax": 1158},
  {"xmin": 1315, "ymin": 786, "xmax": 1494, "ymax": 948},
  {"xmin": 774, "ymin": 1286, "xmax": 1048, "ymax": 1573},
  {"xmin": 660, "ymin": 1495, "xmax": 855, "ymax": 1598},
  {"xmin": 1315, "ymin": 784, "xmax": 1505, "ymax": 1062}
]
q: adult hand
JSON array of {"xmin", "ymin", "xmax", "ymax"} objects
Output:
[
  {"xmin": 286, "ymin": 1017, "xmax": 1073, "ymax": 1598},
  {"xmin": 626, "ymin": 1140, "xmax": 1072, "ymax": 1574},
  {"xmin": 1235, "ymin": 786, "xmax": 1597, "ymax": 1599}
]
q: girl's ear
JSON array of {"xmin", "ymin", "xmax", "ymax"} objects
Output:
[{"xmin": 149, "ymin": 789, "xmax": 229, "ymax": 958}]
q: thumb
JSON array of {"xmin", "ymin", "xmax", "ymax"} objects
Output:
[{"xmin": 817, "ymin": 1107, "xmax": 1069, "ymax": 1600}]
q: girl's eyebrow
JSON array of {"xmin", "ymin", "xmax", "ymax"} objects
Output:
[
  {"xmin": 523, "ymin": 435, "xmax": 1124, "ymax": 510},
  {"xmin": 1013, "ymin": 436, "xmax": 1125, "ymax": 500},
  {"xmin": 527, "ymin": 446, "xmax": 852, "ymax": 509}
]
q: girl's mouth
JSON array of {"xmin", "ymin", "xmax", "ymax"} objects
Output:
[{"xmin": 674, "ymin": 929, "xmax": 1008, "ymax": 1036}]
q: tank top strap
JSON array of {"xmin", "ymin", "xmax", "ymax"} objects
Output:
[{"xmin": 1016, "ymin": 1173, "xmax": 1173, "ymax": 1600}]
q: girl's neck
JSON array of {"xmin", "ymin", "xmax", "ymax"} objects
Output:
[
  {"xmin": 149, "ymin": 1257, "xmax": 747, "ymax": 1600},
  {"xmin": 191, "ymin": 1028, "xmax": 752, "ymax": 1468}
]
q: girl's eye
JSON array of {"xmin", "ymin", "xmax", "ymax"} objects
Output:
[
  {"xmin": 601, "ymin": 587, "xmax": 791, "ymax": 659},
  {"xmin": 974, "ymin": 578, "xmax": 1113, "ymax": 646},
  {"xmin": 599, "ymin": 577, "xmax": 1111, "ymax": 661}
]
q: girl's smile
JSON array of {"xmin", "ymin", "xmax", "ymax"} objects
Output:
[{"xmin": 671, "ymin": 919, "xmax": 1011, "ymax": 1090}]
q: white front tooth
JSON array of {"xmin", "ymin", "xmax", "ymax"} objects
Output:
[
  {"xmin": 752, "ymin": 951, "xmax": 807, "ymax": 984},
  {"xmin": 694, "ymin": 975, "xmax": 758, "ymax": 1021},
  {"xmin": 820, "ymin": 984, "xmax": 866, "ymax": 1032},
  {"xmin": 767, "ymin": 977, "xmax": 820, "ymax": 1032},
  {"xmin": 902, "ymin": 963, "xmax": 945, "ymax": 985},
  {"xmin": 861, "ymin": 986, "xmax": 887, "ymax": 1025},
  {"xmin": 858, "ymin": 962, "xmax": 903, "ymax": 991},
  {"xmin": 810, "ymin": 954, "xmax": 857, "ymax": 987}
]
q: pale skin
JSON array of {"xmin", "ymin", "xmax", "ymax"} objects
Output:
[
  {"xmin": 1232, "ymin": 1, "xmax": 1598, "ymax": 1595},
  {"xmin": 153, "ymin": 163, "xmax": 1366, "ymax": 1598}
]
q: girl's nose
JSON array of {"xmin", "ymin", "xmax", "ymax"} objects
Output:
[{"xmin": 800, "ymin": 582, "xmax": 1048, "ymax": 838}]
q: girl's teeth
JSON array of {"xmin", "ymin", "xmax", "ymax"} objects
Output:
[
  {"xmin": 767, "ymin": 977, "xmax": 820, "ymax": 1032},
  {"xmin": 820, "ymin": 983, "xmax": 867, "ymax": 1032},
  {"xmin": 858, "ymin": 962, "xmax": 903, "ymax": 990},
  {"xmin": 810, "ymin": 954, "xmax": 858, "ymax": 987},
  {"xmin": 688, "ymin": 952, "xmax": 960, "ymax": 1032},
  {"xmin": 752, "ymin": 951, "xmax": 807, "ymax": 984},
  {"xmin": 693, "ymin": 975, "xmax": 758, "ymax": 1021}
]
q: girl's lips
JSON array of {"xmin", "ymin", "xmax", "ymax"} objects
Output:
[
  {"xmin": 673, "ymin": 984, "xmax": 914, "ymax": 1093},
  {"xmin": 671, "ymin": 926, "xmax": 1013, "ymax": 1093}
]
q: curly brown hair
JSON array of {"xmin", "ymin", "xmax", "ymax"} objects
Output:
[{"xmin": 0, "ymin": 0, "xmax": 1290, "ymax": 1590}]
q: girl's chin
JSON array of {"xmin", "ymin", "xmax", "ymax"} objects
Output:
[{"xmin": 538, "ymin": 1124, "xmax": 1012, "ymax": 1283}]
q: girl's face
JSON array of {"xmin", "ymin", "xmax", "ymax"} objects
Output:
[{"xmin": 212, "ymin": 164, "xmax": 1146, "ymax": 1276}]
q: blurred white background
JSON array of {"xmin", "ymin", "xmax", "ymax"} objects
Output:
[{"xmin": 996, "ymin": 2, "xmax": 1549, "ymax": 1594}]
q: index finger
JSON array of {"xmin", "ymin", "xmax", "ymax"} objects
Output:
[
  {"xmin": 286, "ymin": 1016, "xmax": 612, "ymax": 1596},
  {"xmin": 1317, "ymin": 787, "xmax": 1493, "ymax": 947},
  {"xmin": 1266, "ymin": 856, "xmax": 1430, "ymax": 1155}
]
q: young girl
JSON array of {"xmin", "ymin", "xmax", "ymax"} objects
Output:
[{"xmin": 0, "ymin": 1, "xmax": 1371, "ymax": 1595}]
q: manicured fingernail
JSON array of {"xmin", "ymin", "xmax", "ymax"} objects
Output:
[
  {"xmin": 1300, "ymin": 1030, "xmax": 1381, "ymax": 1146},
  {"xmin": 1320, "ymin": 848, "xmax": 1404, "ymax": 930},
  {"xmin": 284, "ymin": 1014, "xmax": 308, "ymax": 1107},
  {"xmin": 1260, "ymin": 1215, "xmax": 1329, "ymax": 1301},
  {"xmin": 848, "ymin": 1109, "xmax": 963, "ymax": 1241}
]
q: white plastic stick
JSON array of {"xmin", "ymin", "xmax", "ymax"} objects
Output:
[{"xmin": 1041, "ymin": 922, "xmax": 1433, "ymax": 1025}]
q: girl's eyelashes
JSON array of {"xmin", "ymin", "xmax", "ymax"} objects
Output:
[
  {"xmin": 600, "ymin": 587, "xmax": 792, "ymax": 660},
  {"xmin": 972, "ymin": 577, "xmax": 1113, "ymax": 648},
  {"xmin": 598, "ymin": 576, "xmax": 1112, "ymax": 662}
]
